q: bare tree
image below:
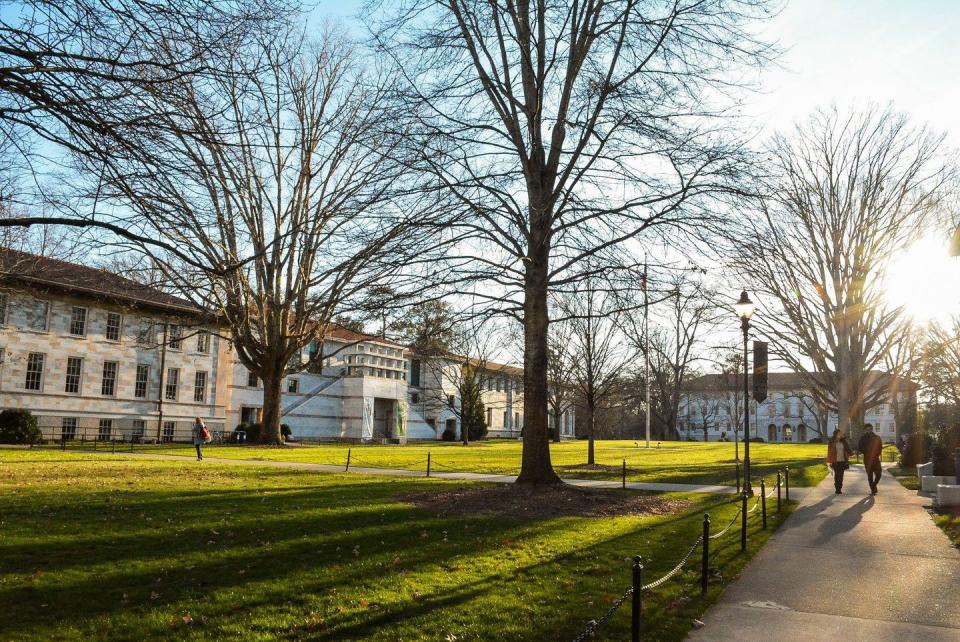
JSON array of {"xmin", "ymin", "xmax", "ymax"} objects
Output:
[
  {"xmin": 63, "ymin": 27, "xmax": 440, "ymax": 444},
  {"xmin": 727, "ymin": 106, "xmax": 955, "ymax": 436},
  {"xmin": 620, "ymin": 272, "xmax": 718, "ymax": 440},
  {"xmin": 374, "ymin": 0, "xmax": 776, "ymax": 483},
  {"xmin": 560, "ymin": 282, "xmax": 635, "ymax": 465},
  {"xmin": 546, "ymin": 318, "xmax": 577, "ymax": 443}
]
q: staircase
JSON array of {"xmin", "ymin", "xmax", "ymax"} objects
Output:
[{"xmin": 280, "ymin": 374, "xmax": 343, "ymax": 418}]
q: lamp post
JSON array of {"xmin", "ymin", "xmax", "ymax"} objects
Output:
[
  {"xmin": 734, "ymin": 290, "xmax": 755, "ymax": 496},
  {"xmin": 951, "ymin": 227, "xmax": 960, "ymax": 484}
]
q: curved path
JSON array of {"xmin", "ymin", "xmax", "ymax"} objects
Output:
[{"xmin": 689, "ymin": 465, "xmax": 960, "ymax": 641}]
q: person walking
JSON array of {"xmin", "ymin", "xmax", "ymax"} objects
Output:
[
  {"xmin": 826, "ymin": 429, "xmax": 852, "ymax": 494},
  {"xmin": 858, "ymin": 423, "xmax": 883, "ymax": 495},
  {"xmin": 191, "ymin": 417, "xmax": 209, "ymax": 461}
]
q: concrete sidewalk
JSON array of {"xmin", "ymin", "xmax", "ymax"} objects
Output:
[
  {"xmin": 689, "ymin": 465, "xmax": 960, "ymax": 641},
  {"xmin": 92, "ymin": 450, "xmax": 765, "ymax": 496}
]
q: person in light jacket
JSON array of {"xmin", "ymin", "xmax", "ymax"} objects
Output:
[
  {"xmin": 191, "ymin": 417, "xmax": 207, "ymax": 461},
  {"xmin": 826, "ymin": 429, "xmax": 852, "ymax": 494}
]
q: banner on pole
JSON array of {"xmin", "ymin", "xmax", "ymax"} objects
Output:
[{"xmin": 753, "ymin": 341, "xmax": 768, "ymax": 403}]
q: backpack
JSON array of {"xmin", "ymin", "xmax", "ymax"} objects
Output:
[{"xmin": 200, "ymin": 426, "xmax": 211, "ymax": 442}]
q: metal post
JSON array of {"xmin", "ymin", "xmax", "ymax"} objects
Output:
[
  {"xmin": 742, "ymin": 318, "xmax": 752, "ymax": 496},
  {"xmin": 427, "ymin": 451, "xmax": 431, "ymax": 478},
  {"xmin": 631, "ymin": 556, "xmax": 642, "ymax": 642},
  {"xmin": 740, "ymin": 492, "xmax": 747, "ymax": 552},
  {"xmin": 777, "ymin": 471, "xmax": 782, "ymax": 512},
  {"xmin": 785, "ymin": 466, "xmax": 790, "ymax": 501},
  {"xmin": 61, "ymin": 435, "xmax": 66, "ymax": 451},
  {"xmin": 346, "ymin": 448, "xmax": 351, "ymax": 472},
  {"xmin": 760, "ymin": 479, "xmax": 767, "ymax": 529},
  {"xmin": 112, "ymin": 438, "xmax": 116, "ymax": 454},
  {"xmin": 736, "ymin": 462, "xmax": 741, "ymax": 494},
  {"xmin": 622, "ymin": 459, "xmax": 627, "ymax": 489},
  {"xmin": 701, "ymin": 514, "xmax": 710, "ymax": 595},
  {"xmin": 954, "ymin": 448, "xmax": 959, "ymax": 485}
]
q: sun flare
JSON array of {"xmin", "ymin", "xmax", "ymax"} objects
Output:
[{"xmin": 883, "ymin": 233, "xmax": 960, "ymax": 323}]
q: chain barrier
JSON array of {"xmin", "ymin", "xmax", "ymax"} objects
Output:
[
  {"xmin": 641, "ymin": 535, "xmax": 703, "ymax": 591},
  {"xmin": 570, "ymin": 586, "xmax": 634, "ymax": 642},
  {"xmin": 709, "ymin": 506, "xmax": 742, "ymax": 539}
]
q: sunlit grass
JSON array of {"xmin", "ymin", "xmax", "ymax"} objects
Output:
[
  {"xmin": 0, "ymin": 449, "xmax": 795, "ymax": 641},
  {"xmin": 106, "ymin": 439, "xmax": 832, "ymax": 488}
]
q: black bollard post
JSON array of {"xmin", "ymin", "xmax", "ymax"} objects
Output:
[
  {"xmin": 61, "ymin": 435, "xmax": 66, "ymax": 451},
  {"xmin": 777, "ymin": 471, "xmax": 782, "ymax": 512},
  {"xmin": 740, "ymin": 492, "xmax": 747, "ymax": 552},
  {"xmin": 701, "ymin": 514, "xmax": 710, "ymax": 595},
  {"xmin": 631, "ymin": 556, "xmax": 642, "ymax": 642},
  {"xmin": 785, "ymin": 466, "xmax": 790, "ymax": 502},
  {"xmin": 760, "ymin": 478, "xmax": 767, "ymax": 530},
  {"xmin": 622, "ymin": 459, "xmax": 627, "ymax": 489},
  {"xmin": 954, "ymin": 448, "xmax": 959, "ymax": 485},
  {"xmin": 736, "ymin": 462, "xmax": 741, "ymax": 494},
  {"xmin": 427, "ymin": 451, "xmax": 431, "ymax": 478},
  {"xmin": 346, "ymin": 448, "xmax": 351, "ymax": 472},
  {"xmin": 112, "ymin": 438, "xmax": 116, "ymax": 454}
]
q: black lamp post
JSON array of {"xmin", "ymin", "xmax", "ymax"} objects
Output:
[
  {"xmin": 951, "ymin": 227, "xmax": 960, "ymax": 483},
  {"xmin": 734, "ymin": 290, "xmax": 756, "ymax": 496}
]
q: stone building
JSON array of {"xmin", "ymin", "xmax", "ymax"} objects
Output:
[
  {"xmin": 679, "ymin": 371, "xmax": 915, "ymax": 444},
  {"xmin": 1, "ymin": 249, "xmax": 573, "ymax": 442},
  {"xmin": 0, "ymin": 249, "xmax": 229, "ymax": 441}
]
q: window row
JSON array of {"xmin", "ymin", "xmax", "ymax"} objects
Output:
[
  {"xmin": 0, "ymin": 294, "xmax": 211, "ymax": 353},
  {"xmin": 58, "ymin": 417, "xmax": 180, "ymax": 442},
  {"xmin": 24, "ymin": 353, "xmax": 211, "ymax": 402}
]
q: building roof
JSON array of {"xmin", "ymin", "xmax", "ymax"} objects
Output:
[
  {"xmin": 324, "ymin": 324, "xmax": 408, "ymax": 349},
  {"xmin": 0, "ymin": 248, "xmax": 203, "ymax": 315},
  {"xmin": 684, "ymin": 370, "xmax": 916, "ymax": 394},
  {"xmin": 413, "ymin": 347, "xmax": 524, "ymax": 377}
]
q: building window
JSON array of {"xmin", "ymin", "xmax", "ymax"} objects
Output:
[
  {"xmin": 447, "ymin": 394, "xmax": 455, "ymax": 408},
  {"xmin": 247, "ymin": 371, "xmax": 258, "ymax": 387},
  {"xmin": 98, "ymin": 419, "xmax": 113, "ymax": 441},
  {"xmin": 515, "ymin": 412, "xmax": 521, "ymax": 429},
  {"xmin": 487, "ymin": 407, "xmax": 493, "ymax": 427},
  {"xmin": 168, "ymin": 325, "xmax": 182, "ymax": 350},
  {"xmin": 65, "ymin": 357, "xmax": 83, "ymax": 394},
  {"xmin": 25, "ymin": 352, "xmax": 44, "ymax": 390},
  {"xmin": 101, "ymin": 361, "xmax": 118, "ymax": 396},
  {"xmin": 411, "ymin": 392, "xmax": 420, "ymax": 404},
  {"xmin": 503, "ymin": 411, "xmax": 509, "ymax": 427},
  {"xmin": 496, "ymin": 378, "xmax": 502, "ymax": 392},
  {"xmin": 29, "ymin": 300, "xmax": 50, "ymax": 331},
  {"xmin": 165, "ymin": 368, "xmax": 179, "ymax": 400},
  {"xmin": 132, "ymin": 419, "xmax": 146, "ymax": 440},
  {"xmin": 0, "ymin": 292, "xmax": 7, "ymax": 324},
  {"xmin": 287, "ymin": 378, "xmax": 299, "ymax": 394},
  {"xmin": 194, "ymin": 371, "xmax": 207, "ymax": 403},
  {"xmin": 68, "ymin": 306, "xmax": 87, "ymax": 336},
  {"xmin": 134, "ymin": 364, "xmax": 150, "ymax": 398},
  {"xmin": 106, "ymin": 312, "xmax": 122, "ymax": 341},
  {"xmin": 162, "ymin": 421, "xmax": 175, "ymax": 443},
  {"xmin": 411, "ymin": 359, "xmax": 421, "ymax": 386},
  {"xmin": 196, "ymin": 330, "xmax": 210, "ymax": 353},
  {"xmin": 61, "ymin": 417, "xmax": 77, "ymax": 441},
  {"xmin": 137, "ymin": 320, "xmax": 156, "ymax": 347}
]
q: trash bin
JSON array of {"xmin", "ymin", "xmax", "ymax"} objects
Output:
[{"xmin": 236, "ymin": 430, "xmax": 246, "ymax": 445}]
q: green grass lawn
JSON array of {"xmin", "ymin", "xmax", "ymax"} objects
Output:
[
  {"xmin": 95, "ymin": 439, "xmax": 830, "ymax": 488},
  {"xmin": 0, "ymin": 449, "xmax": 795, "ymax": 641}
]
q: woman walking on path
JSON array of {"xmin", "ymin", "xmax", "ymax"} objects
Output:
[
  {"xmin": 826, "ymin": 429, "xmax": 852, "ymax": 494},
  {"xmin": 192, "ymin": 417, "xmax": 209, "ymax": 461}
]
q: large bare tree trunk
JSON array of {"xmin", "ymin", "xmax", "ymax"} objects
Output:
[
  {"xmin": 260, "ymin": 366, "xmax": 283, "ymax": 445},
  {"xmin": 517, "ymin": 242, "xmax": 560, "ymax": 484}
]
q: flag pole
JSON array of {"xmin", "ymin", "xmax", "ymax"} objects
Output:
[{"xmin": 644, "ymin": 258, "xmax": 651, "ymax": 449}]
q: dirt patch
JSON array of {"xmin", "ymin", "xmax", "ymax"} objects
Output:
[{"xmin": 398, "ymin": 484, "xmax": 691, "ymax": 520}]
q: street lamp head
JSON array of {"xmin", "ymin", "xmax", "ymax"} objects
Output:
[{"xmin": 734, "ymin": 290, "xmax": 755, "ymax": 321}]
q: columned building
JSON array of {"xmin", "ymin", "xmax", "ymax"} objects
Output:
[{"xmin": 679, "ymin": 371, "xmax": 915, "ymax": 444}]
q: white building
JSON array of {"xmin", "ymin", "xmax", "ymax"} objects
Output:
[
  {"xmin": 1, "ymin": 249, "xmax": 573, "ymax": 442},
  {"xmin": 0, "ymin": 249, "xmax": 230, "ymax": 441},
  {"xmin": 679, "ymin": 371, "xmax": 914, "ymax": 444}
]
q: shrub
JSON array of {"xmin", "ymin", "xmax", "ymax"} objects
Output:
[
  {"xmin": 281, "ymin": 423, "xmax": 292, "ymax": 439},
  {"xmin": 245, "ymin": 422, "xmax": 263, "ymax": 443},
  {"xmin": 0, "ymin": 409, "xmax": 41, "ymax": 444},
  {"xmin": 441, "ymin": 427, "xmax": 456, "ymax": 442},
  {"xmin": 900, "ymin": 431, "xmax": 934, "ymax": 467},
  {"xmin": 748, "ymin": 437, "xmax": 765, "ymax": 443},
  {"xmin": 547, "ymin": 427, "xmax": 556, "ymax": 441},
  {"xmin": 931, "ymin": 425, "xmax": 959, "ymax": 476},
  {"xmin": 808, "ymin": 436, "xmax": 824, "ymax": 444}
]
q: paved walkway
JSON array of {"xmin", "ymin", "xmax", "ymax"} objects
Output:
[
  {"xmin": 689, "ymin": 465, "xmax": 960, "ymax": 641},
  {"xmin": 99, "ymin": 450, "xmax": 761, "ymax": 495}
]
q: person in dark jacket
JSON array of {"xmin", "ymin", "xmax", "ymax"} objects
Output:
[
  {"xmin": 826, "ymin": 430, "xmax": 852, "ymax": 494},
  {"xmin": 858, "ymin": 423, "xmax": 883, "ymax": 495}
]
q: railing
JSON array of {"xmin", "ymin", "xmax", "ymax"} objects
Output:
[
  {"xmin": 570, "ymin": 470, "xmax": 789, "ymax": 642},
  {"xmin": 32, "ymin": 422, "xmax": 231, "ymax": 449}
]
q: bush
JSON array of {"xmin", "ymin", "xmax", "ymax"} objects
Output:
[
  {"xmin": 0, "ymin": 409, "xmax": 41, "ymax": 444},
  {"xmin": 281, "ymin": 423, "xmax": 292, "ymax": 439},
  {"xmin": 931, "ymin": 425, "xmax": 959, "ymax": 476},
  {"xmin": 246, "ymin": 422, "xmax": 263, "ymax": 443},
  {"xmin": 900, "ymin": 431, "xmax": 934, "ymax": 467},
  {"xmin": 547, "ymin": 427, "xmax": 556, "ymax": 441},
  {"xmin": 808, "ymin": 436, "xmax": 825, "ymax": 444},
  {"xmin": 441, "ymin": 427, "xmax": 456, "ymax": 442},
  {"xmin": 748, "ymin": 437, "xmax": 765, "ymax": 443}
]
